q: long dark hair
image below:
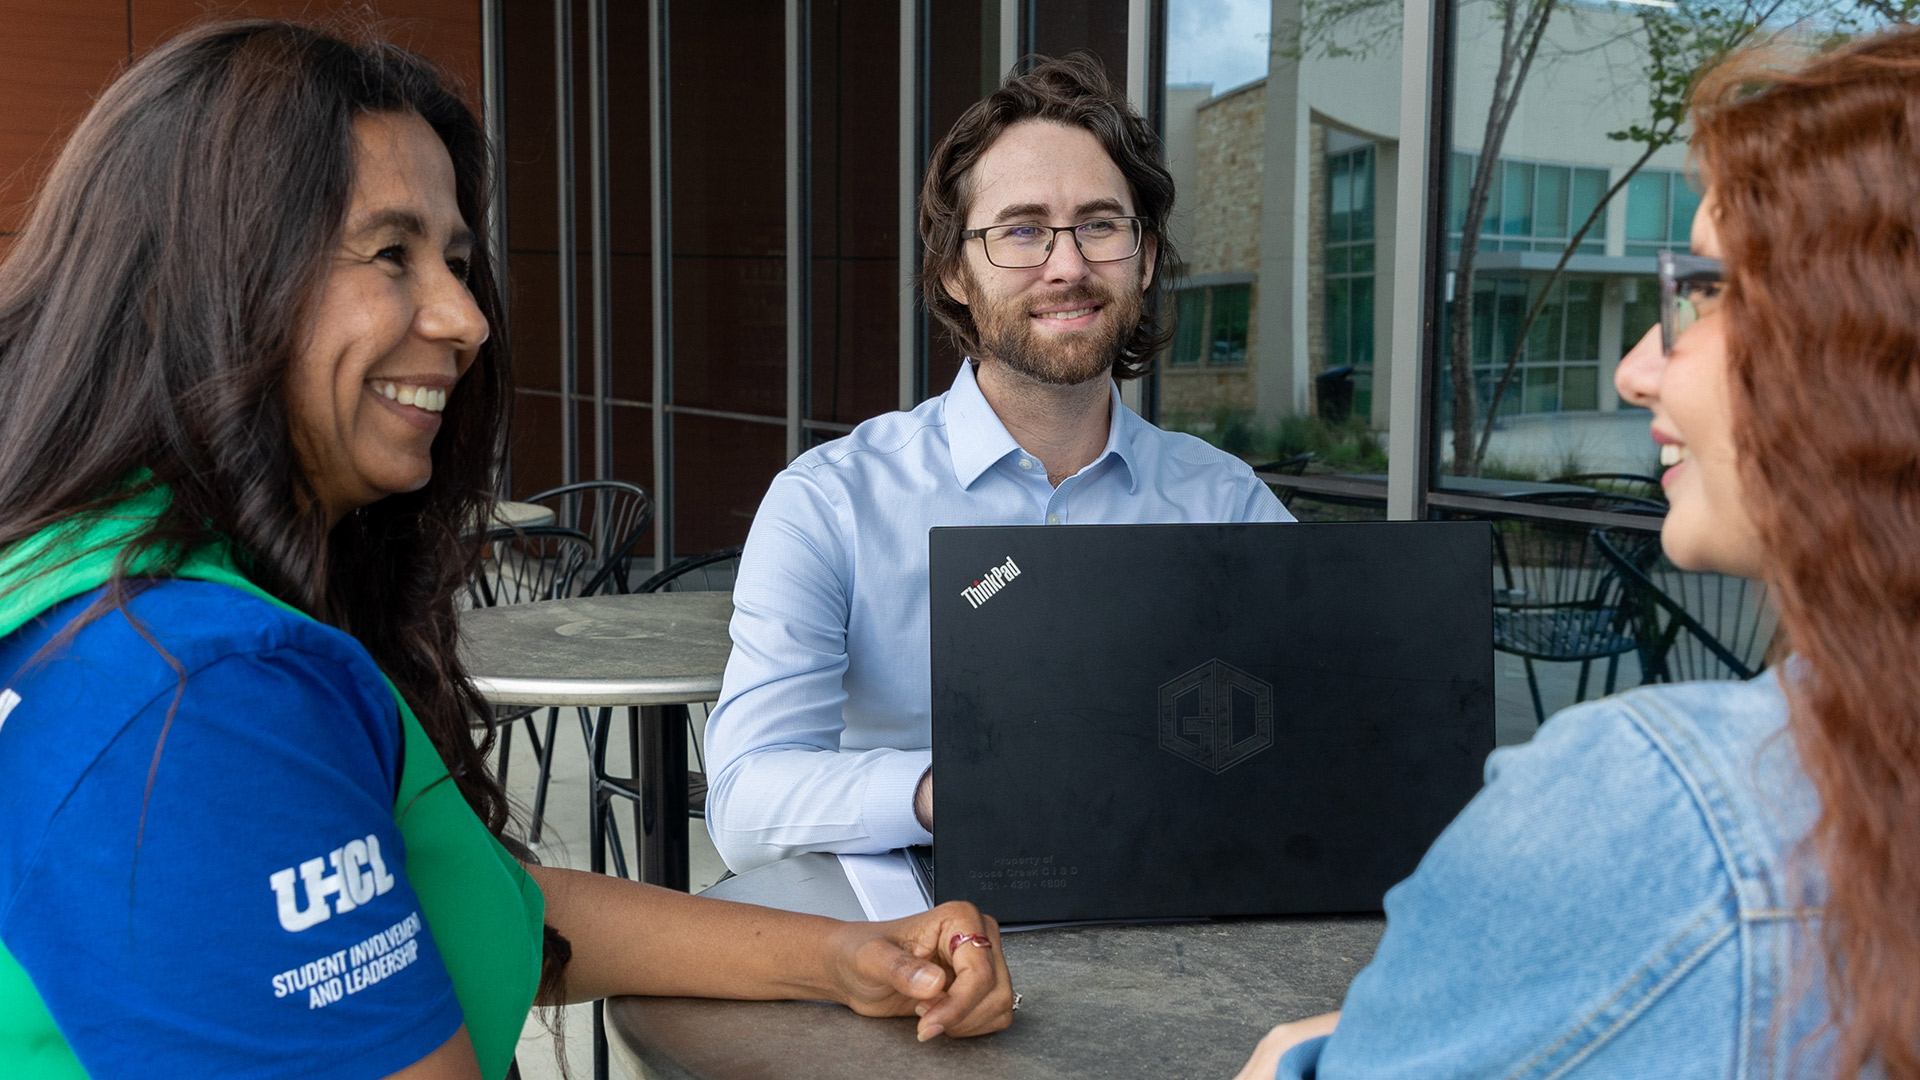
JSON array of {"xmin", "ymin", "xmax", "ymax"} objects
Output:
[
  {"xmin": 918, "ymin": 53, "xmax": 1181, "ymax": 380},
  {"xmin": 0, "ymin": 21, "xmax": 512, "ymax": 833},
  {"xmin": 1692, "ymin": 27, "xmax": 1920, "ymax": 1079}
]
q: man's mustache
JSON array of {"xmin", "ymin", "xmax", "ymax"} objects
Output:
[{"xmin": 1024, "ymin": 284, "xmax": 1115, "ymax": 313}]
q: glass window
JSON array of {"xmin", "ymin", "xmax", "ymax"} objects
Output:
[
  {"xmin": 1161, "ymin": 0, "xmax": 1396, "ymax": 480},
  {"xmin": 1172, "ymin": 288, "xmax": 1206, "ymax": 366},
  {"xmin": 1351, "ymin": 151, "xmax": 1375, "ymax": 242},
  {"xmin": 1330, "ymin": 152, "xmax": 1353, "ymax": 243},
  {"xmin": 1625, "ymin": 171, "xmax": 1669, "ymax": 243},
  {"xmin": 1571, "ymin": 169, "xmax": 1607, "ymax": 253},
  {"xmin": 1450, "ymin": 152, "xmax": 1606, "ymax": 252},
  {"xmin": 1449, "ymin": 152, "xmax": 1474, "ymax": 234},
  {"xmin": 1325, "ymin": 145, "xmax": 1378, "ymax": 392},
  {"xmin": 1670, "ymin": 180, "xmax": 1702, "ymax": 245},
  {"xmin": 1535, "ymin": 165, "xmax": 1569, "ymax": 238},
  {"xmin": 1211, "ymin": 284, "xmax": 1251, "ymax": 366},
  {"xmin": 1502, "ymin": 161, "xmax": 1534, "ymax": 236},
  {"xmin": 1562, "ymin": 365, "xmax": 1599, "ymax": 412},
  {"xmin": 1438, "ymin": 1, "xmax": 1708, "ymax": 485},
  {"xmin": 1349, "ymin": 276, "xmax": 1375, "ymax": 368}
]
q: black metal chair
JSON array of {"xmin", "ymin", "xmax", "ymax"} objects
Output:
[
  {"xmin": 584, "ymin": 546, "xmax": 745, "ymax": 883},
  {"xmin": 1249, "ymin": 451, "xmax": 1316, "ymax": 509},
  {"xmin": 1596, "ymin": 529, "xmax": 1774, "ymax": 682},
  {"xmin": 469, "ymin": 525, "xmax": 597, "ymax": 843},
  {"xmin": 1551, "ymin": 472, "xmax": 1666, "ymax": 502},
  {"xmin": 523, "ymin": 480, "xmax": 654, "ymax": 595},
  {"xmin": 1489, "ymin": 493, "xmax": 1666, "ymax": 723},
  {"xmin": 635, "ymin": 544, "xmax": 743, "ymax": 596}
]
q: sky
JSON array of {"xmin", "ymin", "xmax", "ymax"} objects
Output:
[{"xmin": 1164, "ymin": 0, "xmax": 1273, "ymax": 95}]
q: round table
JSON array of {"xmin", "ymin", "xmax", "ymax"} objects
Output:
[
  {"xmin": 460, "ymin": 591, "xmax": 734, "ymax": 1080},
  {"xmin": 607, "ymin": 853, "xmax": 1384, "ymax": 1080},
  {"xmin": 457, "ymin": 590, "xmax": 734, "ymax": 887}
]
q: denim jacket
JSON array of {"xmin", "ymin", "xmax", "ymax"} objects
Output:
[{"xmin": 1281, "ymin": 672, "xmax": 1845, "ymax": 1079}]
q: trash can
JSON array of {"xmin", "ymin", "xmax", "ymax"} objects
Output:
[{"xmin": 1316, "ymin": 365, "xmax": 1355, "ymax": 424}]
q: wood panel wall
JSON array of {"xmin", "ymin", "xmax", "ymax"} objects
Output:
[{"xmin": 0, "ymin": 0, "xmax": 480, "ymax": 248}]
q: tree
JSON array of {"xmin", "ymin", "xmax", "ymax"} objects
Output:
[
  {"xmin": 1442, "ymin": 0, "xmax": 1554, "ymax": 474},
  {"xmin": 1468, "ymin": 0, "xmax": 1788, "ymax": 475},
  {"xmin": 1294, "ymin": 0, "xmax": 1911, "ymax": 476}
]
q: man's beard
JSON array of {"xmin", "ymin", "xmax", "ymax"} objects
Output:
[{"xmin": 968, "ymin": 270, "xmax": 1144, "ymax": 386}]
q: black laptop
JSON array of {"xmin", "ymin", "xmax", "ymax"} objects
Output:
[{"xmin": 924, "ymin": 521, "xmax": 1494, "ymax": 923}]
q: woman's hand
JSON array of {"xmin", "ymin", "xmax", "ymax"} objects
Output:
[
  {"xmin": 1233, "ymin": 1011, "xmax": 1339, "ymax": 1080},
  {"xmin": 824, "ymin": 901, "xmax": 1015, "ymax": 1042}
]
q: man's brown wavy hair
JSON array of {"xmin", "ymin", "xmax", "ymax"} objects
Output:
[
  {"xmin": 1692, "ymin": 26, "xmax": 1920, "ymax": 1078},
  {"xmin": 917, "ymin": 53, "xmax": 1179, "ymax": 381}
]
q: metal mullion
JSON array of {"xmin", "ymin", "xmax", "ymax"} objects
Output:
[
  {"xmin": 1387, "ymin": 0, "xmax": 1448, "ymax": 520},
  {"xmin": 897, "ymin": 0, "xmax": 919, "ymax": 411},
  {"xmin": 1124, "ymin": 0, "xmax": 1147, "ymax": 114},
  {"xmin": 999, "ymin": 0, "xmax": 1019, "ymax": 77},
  {"xmin": 555, "ymin": 0, "xmax": 580, "ymax": 488},
  {"xmin": 665, "ymin": 403, "xmax": 790, "ymax": 426},
  {"xmin": 1117, "ymin": 0, "xmax": 1149, "ymax": 418},
  {"xmin": 1139, "ymin": 0, "xmax": 1167, "ymax": 423},
  {"xmin": 588, "ymin": 0, "xmax": 612, "ymax": 483},
  {"xmin": 481, "ymin": 0, "xmax": 510, "ymax": 495},
  {"xmin": 649, "ymin": 0, "xmax": 674, "ymax": 565},
  {"xmin": 785, "ymin": 0, "xmax": 807, "ymax": 462}
]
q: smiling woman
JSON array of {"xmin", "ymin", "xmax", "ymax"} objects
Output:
[
  {"xmin": 288, "ymin": 110, "xmax": 490, "ymax": 526},
  {"xmin": 1240, "ymin": 25, "xmax": 1920, "ymax": 1080},
  {"xmin": 0, "ymin": 19, "xmax": 1012, "ymax": 1080}
]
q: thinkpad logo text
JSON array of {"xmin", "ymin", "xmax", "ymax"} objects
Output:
[{"xmin": 961, "ymin": 555, "xmax": 1023, "ymax": 610}]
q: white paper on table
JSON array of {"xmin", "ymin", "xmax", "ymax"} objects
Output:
[{"xmin": 837, "ymin": 852, "xmax": 932, "ymax": 922}]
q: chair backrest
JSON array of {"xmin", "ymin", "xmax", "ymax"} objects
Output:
[
  {"xmin": 1490, "ymin": 492, "xmax": 1665, "ymax": 613},
  {"xmin": 637, "ymin": 545, "xmax": 743, "ymax": 594},
  {"xmin": 522, "ymin": 480, "xmax": 654, "ymax": 594},
  {"xmin": 1249, "ymin": 452, "xmax": 1316, "ymax": 509},
  {"xmin": 1596, "ymin": 529, "xmax": 1774, "ymax": 682},
  {"xmin": 470, "ymin": 526, "xmax": 598, "ymax": 608},
  {"xmin": 1551, "ymin": 472, "xmax": 1667, "ymax": 503}
]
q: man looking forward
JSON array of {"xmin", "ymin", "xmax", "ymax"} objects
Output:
[{"xmin": 704, "ymin": 55, "xmax": 1291, "ymax": 871}]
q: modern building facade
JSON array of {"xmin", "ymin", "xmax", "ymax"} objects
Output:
[
  {"xmin": 1160, "ymin": 0, "xmax": 1696, "ymax": 475},
  {"xmin": 2, "ymin": 0, "xmax": 1890, "ymax": 543}
]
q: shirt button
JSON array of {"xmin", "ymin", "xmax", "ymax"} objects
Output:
[
  {"xmin": 1047, "ymin": 513, "xmax": 1060, "ymax": 525},
  {"xmin": 1018, "ymin": 458, "xmax": 1033, "ymax": 470}
]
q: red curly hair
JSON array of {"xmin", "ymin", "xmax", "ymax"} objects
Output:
[{"xmin": 1691, "ymin": 27, "xmax": 1920, "ymax": 1079}]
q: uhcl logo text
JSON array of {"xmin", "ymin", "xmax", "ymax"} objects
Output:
[
  {"xmin": 960, "ymin": 556, "xmax": 1023, "ymax": 609},
  {"xmin": 270, "ymin": 835, "xmax": 398, "ymax": 932}
]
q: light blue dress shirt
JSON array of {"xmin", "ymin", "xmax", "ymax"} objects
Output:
[
  {"xmin": 704, "ymin": 361, "xmax": 1292, "ymax": 871},
  {"xmin": 1279, "ymin": 671, "xmax": 1839, "ymax": 1079}
]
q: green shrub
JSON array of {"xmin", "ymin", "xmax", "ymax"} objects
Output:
[{"xmin": 1163, "ymin": 408, "xmax": 1386, "ymax": 473}]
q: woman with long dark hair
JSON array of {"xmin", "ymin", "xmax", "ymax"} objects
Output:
[
  {"xmin": 1236, "ymin": 27, "xmax": 1920, "ymax": 1080},
  {"xmin": 0, "ymin": 21, "xmax": 1010, "ymax": 1079}
]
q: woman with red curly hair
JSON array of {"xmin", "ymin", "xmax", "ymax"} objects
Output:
[{"xmin": 1237, "ymin": 27, "xmax": 1920, "ymax": 1080}]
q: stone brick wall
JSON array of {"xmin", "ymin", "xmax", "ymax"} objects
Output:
[
  {"xmin": 1187, "ymin": 80, "xmax": 1266, "ymax": 278},
  {"xmin": 1161, "ymin": 80, "xmax": 1264, "ymax": 424}
]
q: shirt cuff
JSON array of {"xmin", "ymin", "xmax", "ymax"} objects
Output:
[
  {"xmin": 1276, "ymin": 1034, "xmax": 1329, "ymax": 1080},
  {"xmin": 860, "ymin": 750, "xmax": 935, "ymax": 850}
]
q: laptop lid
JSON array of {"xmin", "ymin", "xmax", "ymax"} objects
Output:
[{"xmin": 928, "ymin": 521, "xmax": 1494, "ymax": 923}]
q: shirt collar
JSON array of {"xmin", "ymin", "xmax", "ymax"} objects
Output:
[{"xmin": 944, "ymin": 360, "xmax": 1139, "ymax": 493}]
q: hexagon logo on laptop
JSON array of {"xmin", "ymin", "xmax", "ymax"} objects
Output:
[{"xmin": 1157, "ymin": 659, "xmax": 1275, "ymax": 774}]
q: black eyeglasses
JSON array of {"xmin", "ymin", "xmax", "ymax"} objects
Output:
[
  {"xmin": 959, "ymin": 217, "xmax": 1145, "ymax": 269},
  {"xmin": 1658, "ymin": 251, "xmax": 1725, "ymax": 356}
]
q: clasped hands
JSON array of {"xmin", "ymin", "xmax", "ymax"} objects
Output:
[{"xmin": 828, "ymin": 900, "xmax": 1013, "ymax": 1041}]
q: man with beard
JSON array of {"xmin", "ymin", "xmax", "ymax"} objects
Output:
[{"xmin": 703, "ymin": 55, "xmax": 1291, "ymax": 872}]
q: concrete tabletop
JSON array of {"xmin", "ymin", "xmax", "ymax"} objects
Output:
[
  {"xmin": 607, "ymin": 854, "xmax": 1383, "ymax": 1080},
  {"xmin": 456, "ymin": 591, "xmax": 734, "ymax": 706}
]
